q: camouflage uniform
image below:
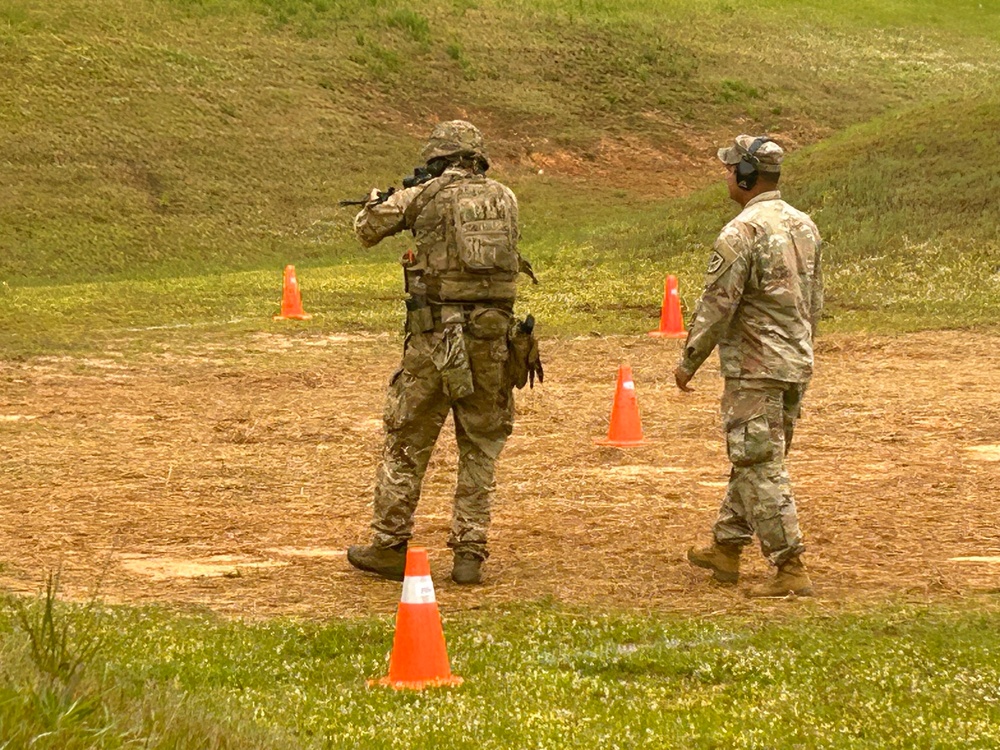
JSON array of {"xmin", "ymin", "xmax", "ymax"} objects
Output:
[
  {"xmin": 353, "ymin": 121, "xmax": 527, "ymax": 562},
  {"xmin": 679, "ymin": 136, "xmax": 823, "ymax": 567}
]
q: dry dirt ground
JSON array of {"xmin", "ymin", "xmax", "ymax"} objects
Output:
[{"xmin": 2, "ymin": 330, "xmax": 999, "ymax": 619}]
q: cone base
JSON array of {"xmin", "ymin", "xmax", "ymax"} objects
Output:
[
  {"xmin": 595, "ymin": 437, "xmax": 647, "ymax": 447},
  {"xmin": 648, "ymin": 330, "xmax": 686, "ymax": 338},
  {"xmin": 368, "ymin": 675, "xmax": 464, "ymax": 690},
  {"xmin": 272, "ymin": 313, "xmax": 313, "ymax": 321}
]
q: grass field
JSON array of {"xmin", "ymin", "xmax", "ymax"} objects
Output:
[
  {"xmin": 1, "ymin": 0, "xmax": 999, "ymax": 357},
  {"xmin": 4, "ymin": 591, "xmax": 1000, "ymax": 749},
  {"xmin": 2, "ymin": 0, "xmax": 1000, "ymax": 746},
  {"xmin": 2, "ymin": 90, "xmax": 998, "ymax": 358}
]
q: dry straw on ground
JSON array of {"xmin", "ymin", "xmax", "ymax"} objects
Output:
[{"xmin": 1, "ymin": 330, "xmax": 998, "ymax": 618}]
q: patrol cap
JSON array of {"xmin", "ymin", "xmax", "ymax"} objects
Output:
[
  {"xmin": 717, "ymin": 134, "xmax": 784, "ymax": 173},
  {"xmin": 421, "ymin": 120, "xmax": 490, "ymax": 166}
]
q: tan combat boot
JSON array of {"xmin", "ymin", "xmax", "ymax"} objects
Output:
[
  {"xmin": 347, "ymin": 543, "xmax": 407, "ymax": 582},
  {"xmin": 687, "ymin": 542, "xmax": 741, "ymax": 584},
  {"xmin": 747, "ymin": 556, "xmax": 814, "ymax": 598},
  {"xmin": 451, "ymin": 553, "xmax": 483, "ymax": 585}
]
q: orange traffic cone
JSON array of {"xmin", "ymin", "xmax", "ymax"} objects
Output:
[
  {"xmin": 595, "ymin": 364, "xmax": 646, "ymax": 447},
  {"xmin": 648, "ymin": 274, "xmax": 686, "ymax": 338},
  {"xmin": 273, "ymin": 265, "xmax": 312, "ymax": 320},
  {"xmin": 369, "ymin": 547, "xmax": 463, "ymax": 690}
]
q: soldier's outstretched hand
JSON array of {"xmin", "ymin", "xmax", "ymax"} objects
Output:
[{"xmin": 674, "ymin": 366, "xmax": 694, "ymax": 392}]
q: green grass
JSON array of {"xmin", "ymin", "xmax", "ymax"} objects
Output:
[
  {"xmin": 2, "ymin": 92, "xmax": 997, "ymax": 358},
  {"xmin": 2, "ymin": 0, "xmax": 998, "ymax": 280},
  {"xmin": 1, "ymin": 0, "xmax": 998, "ymax": 357},
  {"xmin": 3, "ymin": 593, "xmax": 1000, "ymax": 748}
]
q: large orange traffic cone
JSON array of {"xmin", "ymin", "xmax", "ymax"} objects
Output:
[
  {"xmin": 369, "ymin": 547, "xmax": 463, "ymax": 690},
  {"xmin": 273, "ymin": 265, "xmax": 312, "ymax": 320},
  {"xmin": 648, "ymin": 274, "xmax": 686, "ymax": 338},
  {"xmin": 595, "ymin": 364, "xmax": 646, "ymax": 447}
]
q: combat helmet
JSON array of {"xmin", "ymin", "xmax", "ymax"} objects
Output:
[{"xmin": 421, "ymin": 120, "xmax": 489, "ymax": 166}]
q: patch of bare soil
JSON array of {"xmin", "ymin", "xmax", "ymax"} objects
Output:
[
  {"xmin": 396, "ymin": 102, "xmax": 834, "ymax": 199},
  {"xmin": 1, "ymin": 330, "xmax": 998, "ymax": 619}
]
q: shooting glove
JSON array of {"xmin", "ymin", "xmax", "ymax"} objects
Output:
[{"xmin": 507, "ymin": 315, "xmax": 544, "ymax": 390}]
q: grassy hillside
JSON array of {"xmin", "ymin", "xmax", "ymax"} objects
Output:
[
  {"xmin": 0, "ymin": 0, "xmax": 998, "ymax": 354},
  {"xmin": 2, "ymin": 93, "xmax": 997, "ymax": 356}
]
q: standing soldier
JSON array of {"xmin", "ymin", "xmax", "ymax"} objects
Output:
[
  {"xmin": 676, "ymin": 134, "xmax": 823, "ymax": 597},
  {"xmin": 346, "ymin": 120, "xmax": 541, "ymax": 585}
]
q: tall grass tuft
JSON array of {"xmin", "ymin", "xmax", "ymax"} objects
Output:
[
  {"xmin": 12, "ymin": 571, "xmax": 105, "ymax": 689},
  {"xmin": 1, "ymin": 571, "xmax": 112, "ymax": 748}
]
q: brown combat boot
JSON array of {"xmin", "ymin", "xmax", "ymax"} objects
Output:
[
  {"xmin": 687, "ymin": 542, "xmax": 741, "ymax": 584},
  {"xmin": 347, "ymin": 543, "xmax": 407, "ymax": 582},
  {"xmin": 747, "ymin": 556, "xmax": 814, "ymax": 598},
  {"xmin": 451, "ymin": 553, "xmax": 483, "ymax": 585}
]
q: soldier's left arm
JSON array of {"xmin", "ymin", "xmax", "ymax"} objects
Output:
[
  {"xmin": 678, "ymin": 224, "xmax": 754, "ymax": 377},
  {"xmin": 353, "ymin": 186, "xmax": 421, "ymax": 248}
]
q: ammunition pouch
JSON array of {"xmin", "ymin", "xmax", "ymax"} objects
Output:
[
  {"xmin": 405, "ymin": 297, "xmax": 435, "ymax": 334},
  {"xmin": 438, "ymin": 304, "xmax": 466, "ymax": 326},
  {"xmin": 467, "ymin": 308, "xmax": 511, "ymax": 340},
  {"xmin": 507, "ymin": 315, "xmax": 543, "ymax": 390},
  {"xmin": 435, "ymin": 275, "xmax": 518, "ymax": 303}
]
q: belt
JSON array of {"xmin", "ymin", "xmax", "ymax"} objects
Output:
[{"xmin": 405, "ymin": 298, "xmax": 512, "ymax": 334}]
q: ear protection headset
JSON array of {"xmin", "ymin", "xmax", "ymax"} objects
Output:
[{"xmin": 735, "ymin": 136, "xmax": 773, "ymax": 191}]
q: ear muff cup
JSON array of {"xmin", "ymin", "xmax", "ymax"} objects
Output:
[{"xmin": 736, "ymin": 136, "xmax": 772, "ymax": 191}]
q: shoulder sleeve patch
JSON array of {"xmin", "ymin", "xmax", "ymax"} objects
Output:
[{"xmin": 705, "ymin": 229, "xmax": 741, "ymax": 283}]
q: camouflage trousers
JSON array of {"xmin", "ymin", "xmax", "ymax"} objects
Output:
[
  {"xmin": 712, "ymin": 378, "xmax": 808, "ymax": 566},
  {"xmin": 370, "ymin": 329, "xmax": 514, "ymax": 560}
]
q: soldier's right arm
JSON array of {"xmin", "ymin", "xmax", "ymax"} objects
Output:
[
  {"xmin": 678, "ymin": 224, "xmax": 754, "ymax": 376},
  {"xmin": 506, "ymin": 185, "xmax": 521, "ymax": 246},
  {"xmin": 353, "ymin": 186, "xmax": 422, "ymax": 248},
  {"xmin": 810, "ymin": 236, "xmax": 824, "ymax": 339}
]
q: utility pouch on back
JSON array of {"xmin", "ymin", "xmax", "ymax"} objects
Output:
[{"xmin": 451, "ymin": 181, "xmax": 520, "ymax": 275}]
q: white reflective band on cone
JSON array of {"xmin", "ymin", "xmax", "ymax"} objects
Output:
[
  {"xmin": 401, "ymin": 575, "xmax": 436, "ymax": 604},
  {"xmin": 623, "ymin": 381, "xmax": 635, "ymax": 390}
]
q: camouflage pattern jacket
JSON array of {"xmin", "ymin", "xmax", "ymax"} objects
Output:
[
  {"xmin": 354, "ymin": 166, "xmax": 522, "ymax": 304},
  {"xmin": 679, "ymin": 191, "xmax": 823, "ymax": 383}
]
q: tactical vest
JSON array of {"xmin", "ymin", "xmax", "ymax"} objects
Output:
[{"xmin": 404, "ymin": 173, "xmax": 522, "ymax": 303}]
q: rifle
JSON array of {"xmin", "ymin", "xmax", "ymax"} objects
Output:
[
  {"xmin": 338, "ymin": 187, "xmax": 395, "ymax": 208},
  {"xmin": 338, "ymin": 159, "xmax": 447, "ymax": 207}
]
